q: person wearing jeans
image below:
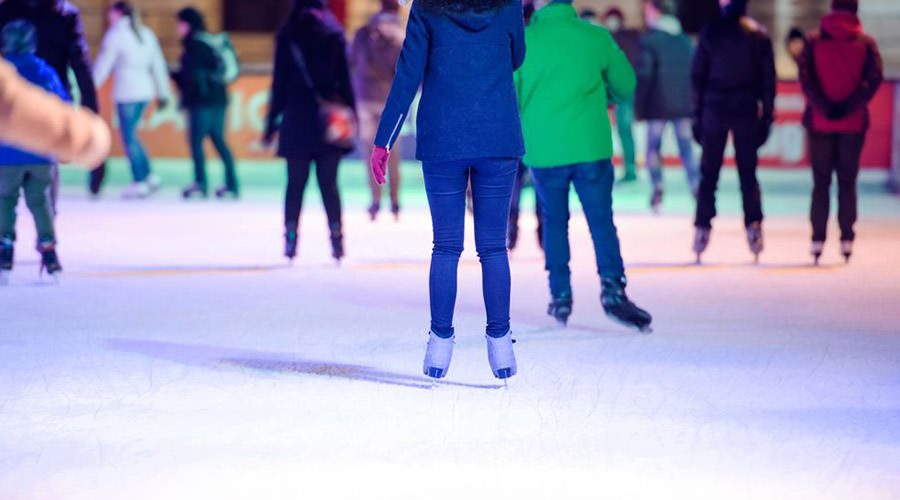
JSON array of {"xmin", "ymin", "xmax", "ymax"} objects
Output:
[
  {"xmin": 603, "ymin": 7, "xmax": 641, "ymax": 183},
  {"xmin": 370, "ymin": 0, "xmax": 526, "ymax": 380},
  {"xmin": 93, "ymin": 2, "xmax": 169, "ymax": 199},
  {"xmin": 516, "ymin": 0, "xmax": 652, "ymax": 332},
  {"xmin": 635, "ymin": 0, "xmax": 698, "ymax": 211},
  {"xmin": 187, "ymin": 106, "xmax": 238, "ymax": 197}
]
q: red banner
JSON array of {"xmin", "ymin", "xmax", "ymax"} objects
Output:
[{"xmin": 98, "ymin": 77, "xmax": 895, "ymax": 168}]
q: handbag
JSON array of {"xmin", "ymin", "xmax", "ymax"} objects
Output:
[{"xmin": 289, "ymin": 41, "xmax": 356, "ymax": 150}]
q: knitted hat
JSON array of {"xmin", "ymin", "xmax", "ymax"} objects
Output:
[
  {"xmin": 1, "ymin": 19, "xmax": 37, "ymax": 55},
  {"xmin": 176, "ymin": 7, "xmax": 206, "ymax": 33},
  {"xmin": 832, "ymin": 0, "xmax": 858, "ymax": 14}
]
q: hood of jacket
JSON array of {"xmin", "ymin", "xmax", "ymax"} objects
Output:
[
  {"xmin": 821, "ymin": 11, "xmax": 861, "ymax": 41},
  {"xmin": 447, "ymin": 9, "xmax": 500, "ymax": 32},
  {"xmin": 652, "ymin": 14, "xmax": 682, "ymax": 36}
]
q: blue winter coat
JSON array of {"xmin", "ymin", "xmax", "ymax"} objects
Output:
[
  {"xmin": 0, "ymin": 54, "xmax": 70, "ymax": 166},
  {"xmin": 374, "ymin": 0, "xmax": 526, "ymax": 162}
]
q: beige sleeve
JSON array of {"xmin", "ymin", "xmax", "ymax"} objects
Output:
[{"xmin": 0, "ymin": 58, "xmax": 110, "ymax": 168}]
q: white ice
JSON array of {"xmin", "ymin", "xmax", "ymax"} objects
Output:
[{"xmin": 1, "ymin": 164, "xmax": 899, "ymax": 499}]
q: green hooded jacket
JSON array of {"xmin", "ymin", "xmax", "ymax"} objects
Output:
[{"xmin": 515, "ymin": 3, "xmax": 636, "ymax": 168}]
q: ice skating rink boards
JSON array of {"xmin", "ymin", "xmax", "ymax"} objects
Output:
[{"xmin": 2, "ymin": 160, "xmax": 899, "ymax": 499}]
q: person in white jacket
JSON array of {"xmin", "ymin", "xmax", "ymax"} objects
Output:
[{"xmin": 94, "ymin": 1, "xmax": 170, "ymax": 199}]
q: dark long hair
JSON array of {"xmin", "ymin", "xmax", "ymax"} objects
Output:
[
  {"xmin": 418, "ymin": 0, "xmax": 514, "ymax": 14},
  {"xmin": 112, "ymin": 1, "xmax": 144, "ymax": 43}
]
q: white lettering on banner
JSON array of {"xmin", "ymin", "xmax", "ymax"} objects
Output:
[
  {"xmin": 246, "ymin": 91, "xmax": 270, "ymax": 132},
  {"xmin": 229, "ymin": 91, "xmax": 244, "ymax": 132}
]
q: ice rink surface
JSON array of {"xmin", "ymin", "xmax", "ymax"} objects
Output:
[{"xmin": 2, "ymin": 161, "xmax": 899, "ymax": 499}]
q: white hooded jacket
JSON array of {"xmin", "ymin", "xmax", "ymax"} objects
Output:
[{"xmin": 93, "ymin": 17, "xmax": 169, "ymax": 104}]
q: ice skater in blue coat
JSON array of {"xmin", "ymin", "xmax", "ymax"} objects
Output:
[{"xmin": 369, "ymin": 0, "xmax": 525, "ymax": 380}]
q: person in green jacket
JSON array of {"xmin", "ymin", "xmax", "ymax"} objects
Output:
[{"xmin": 515, "ymin": 0, "xmax": 652, "ymax": 332}]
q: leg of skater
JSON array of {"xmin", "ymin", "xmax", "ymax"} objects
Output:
[
  {"xmin": 208, "ymin": 106, "xmax": 239, "ymax": 198},
  {"xmin": 615, "ymin": 100, "xmax": 637, "ymax": 182},
  {"xmin": 387, "ymin": 139, "xmax": 401, "ymax": 218},
  {"xmin": 693, "ymin": 121, "xmax": 729, "ymax": 261},
  {"xmin": 284, "ymin": 157, "xmax": 313, "ymax": 260},
  {"xmin": 674, "ymin": 118, "xmax": 699, "ymax": 196},
  {"xmin": 184, "ymin": 108, "xmax": 209, "ymax": 198},
  {"xmin": 0, "ymin": 168, "xmax": 23, "ymax": 272},
  {"xmin": 358, "ymin": 102, "xmax": 382, "ymax": 220},
  {"xmin": 732, "ymin": 120, "xmax": 764, "ymax": 261},
  {"xmin": 507, "ymin": 161, "xmax": 526, "ymax": 250},
  {"xmin": 530, "ymin": 165, "xmax": 574, "ymax": 325},
  {"xmin": 21, "ymin": 165, "xmax": 60, "ymax": 275},
  {"xmin": 313, "ymin": 149, "xmax": 345, "ymax": 261},
  {"xmin": 646, "ymin": 119, "xmax": 666, "ymax": 210},
  {"xmin": 572, "ymin": 160, "xmax": 651, "ymax": 332},
  {"xmin": 835, "ymin": 133, "xmax": 865, "ymax": 261},
  {"xmin": 421, "ymin": 159, "xmax": 468, "ymax": 378},
  {"xmin": 117, "ymin": 102, "xmax": 151, "ymax": 198},
  {"xmin": 471, "ymin": 157, "xmax": 518, "ymax": 379},
  {"xmin": 809, "ymin": 132, "xmax": 836, "ymax": 261}
]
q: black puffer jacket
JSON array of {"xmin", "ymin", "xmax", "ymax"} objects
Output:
[
  {"xmin": 635, "ymin": 18, "xmax": 694, "ymax": 120},
  {"xmin": 691, "ymin": 8, "xmax": 776, "ymax": 127},
  {"xmin": 0, "ymin": 0, "xmax": 97, "ymax": 111}
]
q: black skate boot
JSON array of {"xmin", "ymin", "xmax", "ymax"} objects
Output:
[
  {"xmin": 693, "ymin": 227, "xmax": 711, "ymax": 264},
  {"xmin": 182, "ymin": 183, "xmax": 207, "ymax": 199},
  {"xmin": 746, "ymin": 222, "xmax": 764, "ymax": 264},
  {"xmin": 367, "ymin": 203, "xmax": 380, "ymax": 222},
  {"xmin": 329, "ymin": 222, "xmax": 344, "ymax": 263},
  {"xmin": 601, "ymin": 277, "xmax": 652, "ymax": 333},
  {"xmin": 547, "ymin": 293, "xmax": 573, "ymax": 326},
  {"xmin": 841, "ymin": 240, "xmax": 853, "ymax": 263},
  {"xmin": 38, "ymin": 241, "xmax": 62, "ymax": 279},
  {"xmin": 391, "ymin": 201, "xmax": 401, "ymax": 221},
  {"xmin": 1, "ymin": 236, "xmax": 13, "ymax": 271},
  {"xmin": 284, "ymin": 223, "xmax": 299, "ymax": 261},
  {"xmin": 215, "ymin": 186, "xmax": 239, "ymax": 199},
  {"xmin": 650, "ymin": 188, "xmax": 663, "ymax": 214},
  {"xmin": 811, "ymin": 241, "xmax": 824, "ymax": 266}
]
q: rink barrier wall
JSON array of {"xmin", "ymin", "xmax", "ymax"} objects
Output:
[{"xmin": 96, "ymin": 77, "xmax": 896, "ymax": 169}]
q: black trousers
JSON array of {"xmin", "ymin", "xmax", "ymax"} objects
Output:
[
  {"xmin": 188, "ymin": 106, "xmax": 238, "ymax": 190},
  {"xmin": 809, "ymin": 132, "xmax": 865, "ymax": 242},
  {"xmin": 695, "ymin": 118, "xmax": 763, "ymax": 229},
  {"xmin": 285, "ymin": 150, "xmax": 343, "ymax": 232}
]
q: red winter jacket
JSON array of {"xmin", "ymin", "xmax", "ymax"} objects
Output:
[{"xmin": 798, "ymin": 11, "xmax": 883, "ymax": 133}]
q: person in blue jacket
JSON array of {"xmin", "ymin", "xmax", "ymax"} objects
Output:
[
  {"xmin": 0, "ymin": 20, "xmax": 69, "ymax": 280},
  {"xmin": 369, "ymin": 0, "xmax": 525, "ymax": 381}
]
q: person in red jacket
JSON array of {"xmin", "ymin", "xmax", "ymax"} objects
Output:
[{"xmin": 798, "ymin": 0, "xmax": 883, "ymax": 264}]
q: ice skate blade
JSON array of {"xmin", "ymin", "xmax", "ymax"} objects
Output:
[
  {"xmin": 606, "ymin": 312, "xmax": 653, "ymax": 335},
  {"xmin": 494, "ymin": 368, "xmax": 513, "ymax": 380}
]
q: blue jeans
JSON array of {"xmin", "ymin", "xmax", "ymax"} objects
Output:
[
  {"xmin": 423, "ymin": 158, "xmax": 518, "ymax": 338},
  {"xmin": 647, "ymin": 118, "xmax": 699, "ymax": 191},
  {"xmin": 116, "ymin": 102, "xmax": 152, "ymax": 182},
  {"xmin": 531, "ymin": 161, "xmax": 625, "ymax": 299}
]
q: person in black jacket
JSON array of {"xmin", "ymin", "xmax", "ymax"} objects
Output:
[
  {"xmin": 691, "ymin": 0, "xmax": 775, "ymax": 264},
  {"xmin": 173, "ymin": 7, "xmax": 239, "ymax": 200},
  {"xmin": 0, "ymin": 0, "xmax": 108, "ymax": 197},
  {"xmin": 263, "ymin": 0, "xmax": 355, "ymax": 262},
  {"xmin": 635, "ymin": 0, "xmax": 698, "ymax": 212}
]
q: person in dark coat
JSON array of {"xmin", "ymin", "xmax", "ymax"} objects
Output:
[
  {"xmin": 263, "ymin": 0, "xmax": 355, "ymax": 262},
  {"xmin": 604, "ymin": 7, "xmax": 641, "ymax": 183},
  {"xmin": 798, "ymin": 0, "xmax": 882, "ymax": 264},
  {"xmin": 635, "ymin": 0, "xmax": 698, "ymax": 211},
  {"xmin": 0, "ymin": 0, "xmax": 107, "ymax": 197},
  {"xmin": 173, "ymin": 7, "xmax": 239, "ymax": 200},
  {"xmin": 691, "ymin": 0, "xmax": 776, "ymax": 264},
  {"xmin": 368, "ymin": 0, "xmax": 525, "ymax": 381}
]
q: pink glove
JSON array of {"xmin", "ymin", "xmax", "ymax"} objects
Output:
[{"xmin": 370, "ymin": 146, "xmax": 390, "ymax": 185}]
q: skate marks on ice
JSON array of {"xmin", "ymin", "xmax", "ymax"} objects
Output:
[
  {"xmin": 625, "ymin": 261, "xmax": 839, "ymax": 275},
  {"xmin": 106, "ymin": 339, "xmax": 503, "ymax": 391},
  {"xmin": 69, "ymin": 263, "xmax": 294, "ymax": 278}
]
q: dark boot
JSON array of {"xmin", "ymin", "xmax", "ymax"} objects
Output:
[
  {"xmin": 547, "ymin": 293, "xmax": 573, "ymax": 326},
  {"xmin": 601, "ymin": 277, "xmax": 652, "ymax": 333},
  {"xmin": 329, "ymin": 222, "xmax": 344, "ymax": 262},
  {"xmin": 284, "ymin": 222, "xmax": 299, "ymax": 261},
  {"xmin": 182, "ymin": 183, "xmax": 208, "ymax": 199},
  {"xmin": 38, "ymin": 240, "xmax": 62, "ymax": 277},
  {"xmin": 1, "ymin": 235, "xmax": 13, "ymax": 271}
]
